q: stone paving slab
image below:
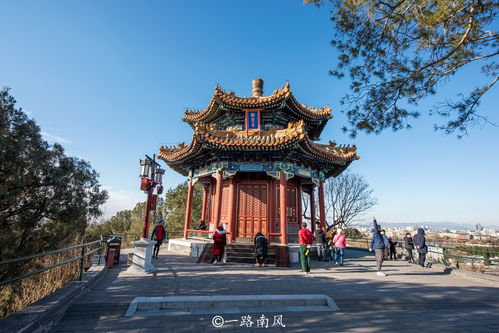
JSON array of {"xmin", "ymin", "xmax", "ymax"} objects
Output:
[{"xmin": 53, "ymin": 247, "xmax": 499, "ymax": 332}]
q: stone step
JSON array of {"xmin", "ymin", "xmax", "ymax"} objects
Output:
[
  {"xmin": 225, "ymin": 249, "xmax": 277, "ymax": 255},
  {"xmin": 125, "ymin": 294, "xmax": 340, "ymax": 317},
  {"xmin": 225, "ymin": 243, "xmax": 277, "ymax": 265},
  {"xmin": 225, "ymin": 257, "xmax": 277, "ymax": 264}
]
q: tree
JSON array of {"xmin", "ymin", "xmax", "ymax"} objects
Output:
[
  {"xmin": 102, "ymin": 210, "xmax": 133, "ymax": 237},
  {"xmin": 305, "ymin": 0, "xmax": 498, "ymax": 138},
  {"xmin": 343, "ymin": 227, "xmax": 362, "ymax": 239},
  {"xmin": 0, "ymin": 87, "xmax": 108, "ymax": 317},
  {"xmin": 160, "ymin": 182, "xmax": 203, "ymax": 237},
  {"xmin": 324, "ymin": 173, "xmax": 377, "ymax": 228},
  {"xmin": 88, "ymin": 182, "xmax": 204, "ymax": 245},
  {"xmin": 0, "ymin": 87, "xmax": 108, "ymax": 264}
]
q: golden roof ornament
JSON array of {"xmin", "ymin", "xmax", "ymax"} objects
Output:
[{"xmin": 252, "ymin": 78, "xmax": 264, "ymax": 97}]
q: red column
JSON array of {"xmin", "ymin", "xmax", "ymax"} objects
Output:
[
  {"xmin": 297, "ymin": 179, "xmax": 303, "ymax": 226},
  {"xmin": 142, "ymin": 185, "xmax": 154, "ymax": 239},
  {"xmin": 201, "ymin": 184, "xmax": 209, "ymax": 222},
  {"xmin": 279, "ymin": 172, "xmax": 288, "ymax": 245},
  {"xmin": 213, "ymin": 171, "xmax": 223, "ymax": 227},
  {"xmin": 209, "ymin": 178, "xmax": 215, "ymax": 227},
  {"xmin": 228, "ymin": 177, "xmax": 236, "ymax": 242},
  {"xmin": 319, "ymin": 180, "xmax": 326, "ymax": 231},
  {"xmin": 183, "ymin": 178, "xmax": 194, "ymax": 239},
  {"xmin": 268, "ymin": 178, "xmax": 275, "ymax": 239},
  {"xmin": 310, "ymin": 186, "xmax": 316, "ymax": 232}
]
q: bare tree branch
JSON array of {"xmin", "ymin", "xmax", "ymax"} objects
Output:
[{"xmin": 324, "ymin": 173, "xmax": 377, "ymax": 229}]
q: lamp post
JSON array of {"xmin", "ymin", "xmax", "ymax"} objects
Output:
[
  {"xmin": 139, "ymin": 154, "xmax": 164, "ymax": 239},
  {"xmin": 127, "ymin": 154, "xmax": 164, "ymax": 273}
]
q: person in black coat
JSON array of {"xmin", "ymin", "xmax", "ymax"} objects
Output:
[
  {"xmin": 413, "ymin": 228, "xmax": 428, "ymax": 267},
  {"xmin": 253, "ymin": 232, "xmax": 268, "ymax": 267},
  {"xmin": 314, "ymin": 225, "xmax": 327, "ymax": 261},
  {"xmin": 196, "ymin": 220, "xmax": 207, "ymax": 230},
  {"xmin": 388, "ymin": 237, "xmax": 398, "ymax": 260},
  {"xmin": 404, "ymin": 232, "xmax": 415, "ymax": 263}
]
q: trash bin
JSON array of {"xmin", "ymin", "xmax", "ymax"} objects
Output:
[
  {"xmin": 106, "ymin": 236, "xmax": 122, "ymax": 265},
  {"xmin": 107, "ymin": 248, "xmax": 116, "ymax": 268}
]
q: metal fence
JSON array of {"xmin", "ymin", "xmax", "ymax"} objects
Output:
[
  {"xmin": 427, "ymin": 244, "xmax": 499, "ymax": 267},
  {"xmin": 0, "ymin": 237, "xmax": 103, "ymax": 287},
  {"xmin": 345, "ymin": 237, "xmax": 499, "ymax": 269}
]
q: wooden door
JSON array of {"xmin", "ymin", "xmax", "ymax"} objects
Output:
[
  {"xmin": 220, "ymin": 183, "xmax": 231, "ymax": 225},
  {"xmin": 236, "ymin": 184, "xmax": 268, "ymax": 238}
]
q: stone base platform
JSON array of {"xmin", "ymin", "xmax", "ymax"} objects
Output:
[{"xmin": 167, "ymin": 238, "xmax": 211, "ymax": 257}]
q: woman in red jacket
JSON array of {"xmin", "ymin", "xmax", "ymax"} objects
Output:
[{"xmin": 212, "ymin": 224, "xmax": 227, "ymax": 264}]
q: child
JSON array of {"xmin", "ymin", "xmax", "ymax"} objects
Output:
[
  {"xmin": 324, "ymin": 233, "xmax": 334, "ymax": 262},
  {"xmin": 388, "ymin": 237, "xmax": 398, "ymax": 260}
]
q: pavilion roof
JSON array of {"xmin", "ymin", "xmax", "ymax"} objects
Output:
[
  {"xmin": 182, "ymin": 82, "xmax": 332, "ymax": 131},
  {"xmin": 159, "ymin": 120, "xmax": 358, "ymax": 176}
]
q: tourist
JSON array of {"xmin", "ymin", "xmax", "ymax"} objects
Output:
[
  {"xmin": 314, "ymin": 222, "xmax": 327, "ymax": 261},
  {"xmin": 404, "ymin": 232, "xmax": 415, "ymax": 263},
  {"xmin": 413, "ymin": 228, "xmax": 428, "ymax": 268},
  {"xmin": 298, "ymin": 222, "xmax": 313, "ymax": 274},
  {"xmin": 388, "ymin": 237, "xmax": 398, "ymax": 260},
  {"xmin": 212, "ymin": 224, "xmax": 227, "ymax": 264},
  {"xmin": 380, "ymin": 230, "xmax": 390, "ymax": 260},
  {"xmin": 151, "ymin": 218, "xmax": 167, "ymax": 259},
  {"xmin": 324, "ymin": 232, "xmax": 334, "ymax": 262},
  {"xmin": 253, "ymin": 232, "xmax": 268, "ymax": 267},
  {"xmin": 369, "ymin": 217, "xmax": 387, "ymax": 276},
  {"xmin": 330, "ymin": 228, "xmax": 337, "ymax": 241},
  {"xmin": 333, "ymin": 228, "xmax": 346, "ymax": 266},
  {"xmin": 196, "ymin": 220, "xmax": 207, "ymax": 230}
]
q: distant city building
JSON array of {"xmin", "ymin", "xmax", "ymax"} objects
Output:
[{"xmin": 476, "ymin": 223, "xmax": 483, "ymax": 231}]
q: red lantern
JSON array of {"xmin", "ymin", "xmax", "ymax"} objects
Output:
[
  {"xmin": 140, "ymin": 177, "xmax": 149, "ymax": 191},
  {"xmin": 156, "ymin": 185, "xmax": 163, "ymax": 195}
]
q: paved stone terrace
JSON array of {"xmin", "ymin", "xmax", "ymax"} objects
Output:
[{"xmin": 54, "ymin": 248, "xmax": 499, "ymax": 333}]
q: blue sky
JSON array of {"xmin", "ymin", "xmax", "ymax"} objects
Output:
[{"xmin": 1, "ymin": 1, "xmax": 498, "ymax": 226}]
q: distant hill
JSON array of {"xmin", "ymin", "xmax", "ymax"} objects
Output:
[{"xmin": 354, "ymin": 221, "xmax": 498, "ymax": 231}]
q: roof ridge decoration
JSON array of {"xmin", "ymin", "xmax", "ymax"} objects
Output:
[{"xmin": 182, "ymin": 82, "xmax": 332, "ymax": 124}]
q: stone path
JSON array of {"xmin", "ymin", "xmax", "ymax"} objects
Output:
[{"xmin": 54, "ymin": 248, "xmax": 499, "ymax": 333}]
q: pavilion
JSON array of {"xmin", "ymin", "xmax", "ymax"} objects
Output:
[{"xmin": 159, "ymin": 79, "xmax": 358, "ymax": 246}]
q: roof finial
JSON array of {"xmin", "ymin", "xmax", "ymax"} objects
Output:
[{"xmin": 252, "ymin": 78, "xmax": 264, "ymax": 97}]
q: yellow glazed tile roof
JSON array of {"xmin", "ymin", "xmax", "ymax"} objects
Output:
[
  {"xmin": 182, "ymin": 82, "xmax": 332, "ymax": 124},
  {"xmin": 159, "ymin": 120, "xmax": 358, "ymax": 165}
]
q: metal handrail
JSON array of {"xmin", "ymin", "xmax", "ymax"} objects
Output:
[
  {"xmin": 427, "ymin": 244, "xmax": 499, "ymax": 266},
  {"xmin": 428, "ymin": 251, "xmax": 499, "ymax": 263},
  {"xmin": 0, "ymin": 240, "xmax": 101, "ymax": 265},
  {"xmin": 432, "ymin": 245, "xmax": 499, "ymax": 255},
  {"xmin": 0, "ymin": 237, "xmax": 104, "ymax": 287}
]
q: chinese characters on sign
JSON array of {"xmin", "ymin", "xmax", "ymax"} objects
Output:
[
  {"xmin": 247, "ymin": 110, "xmax": 259, "ymax": 130},
  {"xmin": 211, "ymin": 314, "xmax": 286, "ymax": 328}
]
